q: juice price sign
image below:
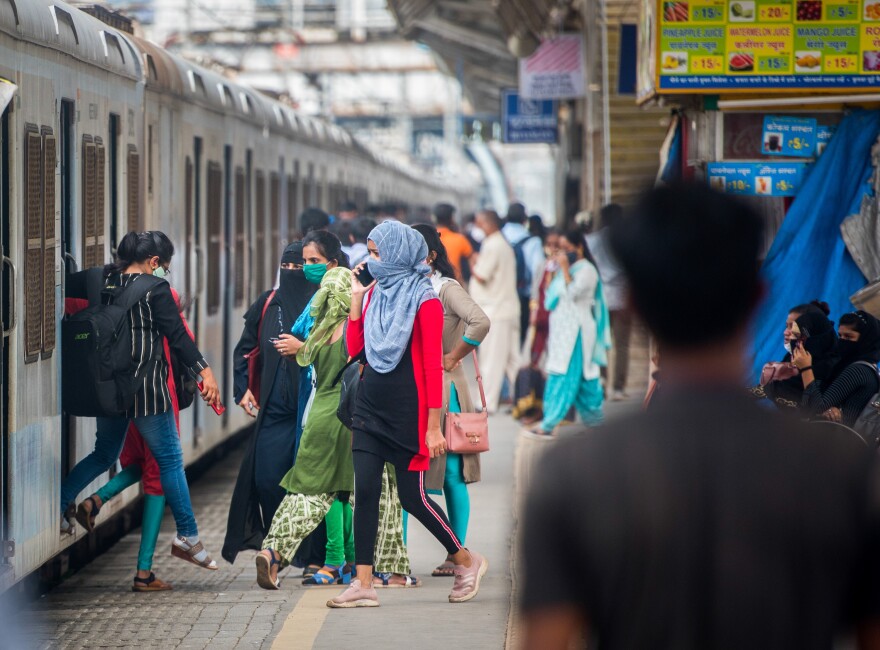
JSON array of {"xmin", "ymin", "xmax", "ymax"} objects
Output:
[
  {"xmin": 650, "ymin": 0, "xmax": 880, "ymax": 93},
  {"xmin": 707, "ymin": 162, "xmax": 810, "ymax": 195},
  {"xmin": 761, "ymin": 115, "xmax": 817, "ymax": 156}
]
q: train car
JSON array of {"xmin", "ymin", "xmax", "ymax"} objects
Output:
[{"xmin": 0, "ymin": 0, "xmax": 477, "ymax": 591}]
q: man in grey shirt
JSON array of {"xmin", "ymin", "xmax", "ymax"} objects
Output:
[{"xmin": 520, "ymin": 184, "xmax": 880, "ymax": 649}]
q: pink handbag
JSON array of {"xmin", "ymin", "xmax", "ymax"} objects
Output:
[
  {"xmin": 759, "ymin": 361, "xmax": 799, "ymax": 386},
  {"xmin": 444, "ymin": 351, "xmax": 489, "ymax": 454}
]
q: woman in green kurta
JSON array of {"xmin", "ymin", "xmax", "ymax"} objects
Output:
[{"xmin": 256, "ymin": 267, "xmax": 355, "ymax": 590}]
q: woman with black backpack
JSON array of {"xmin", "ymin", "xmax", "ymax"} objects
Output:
[{"xmin": 61, "ymin": 231, "xmax": 221, "ymax": 570}]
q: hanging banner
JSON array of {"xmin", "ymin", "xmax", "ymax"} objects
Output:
[
  {"xmin": 647, "ymin": 0, "xmax": 880, "ymax": 94},
  {"xmin": 707, "ymin": 161, "xmax": 810, "ymax": 195},
  {"xmin": 519, "ymin": 34, "xmax": 585, "ymax": 100},
  {"xmin": 761, "ymin": 115, "xmax": 818, "ymax": 156}
]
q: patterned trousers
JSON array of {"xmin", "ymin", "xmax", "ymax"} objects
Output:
[{"xmin": 262, "ymin": 463, "xmax": 410, "ymax": 574}]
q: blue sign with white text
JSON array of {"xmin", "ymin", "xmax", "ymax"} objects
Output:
[
  {"xmin": 816, "ymin": 125, "xmax": 837, "ymax": 156},
  {"xmin": 762, "ymin": 116, "xmax": 817, "ymax": 158},
  {"xmin": 502, "ymin": 90, "xmax": 557, "ymax": 144},
  {"xmin": 707, "ymin": 162, "xmax": 810, "ymax": 197}
]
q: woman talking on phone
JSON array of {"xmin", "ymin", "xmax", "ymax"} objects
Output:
[
  {"xmin": 61, "ymin": 231, "xmax": 221, "ymax": 570},
  {"xmin": 223, "ymin": 241, "xmax": 320, "ymax": 566},
  {"xmin": 327, "ymin": 220, "xmax": 488, "ymax": 609}
]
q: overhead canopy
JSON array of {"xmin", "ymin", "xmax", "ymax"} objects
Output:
[{"xmin": 386, "ymin": 0, "xmax": 570, "ymax": 114}]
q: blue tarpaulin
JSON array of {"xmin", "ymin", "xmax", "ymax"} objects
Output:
[{"xmin": 750, "ymin": 110, "xmax": 880, "ymax": 382}]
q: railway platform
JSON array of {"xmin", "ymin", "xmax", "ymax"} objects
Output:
[{"xmin": 16, "ymin": 411, "xmax": 524, "ymax": 650}]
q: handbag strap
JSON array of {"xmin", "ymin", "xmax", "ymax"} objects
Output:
[
  {"xmin": 256, "ymin": 290, "xmax": 276, "ymax": 343},
  {"xmin": 471, "ymin": 349, "xmax": 488, "ymax": 412}
]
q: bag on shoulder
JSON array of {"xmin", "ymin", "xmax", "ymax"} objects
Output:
[
  {"xmin": 243, "ymin": 290, "xmax": 276, "ymax": 404},
  {"xmin": 62, "ymin": 269, "xmax": 163, "ymax": 417},
  {"xmin": 852, "ymin": 361, "xmax": 880, "ymax": 447},
  {"xmin": 512, "ymin": 238, "xmax": 533, "ymax": 300},
  {"xmin": 445, "ymin": 350, "xmax": 489, "ymax": 454}
]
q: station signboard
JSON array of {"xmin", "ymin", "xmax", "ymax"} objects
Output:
[
  {"xmin": 501, "ymin": 90, "xmax": 558, "ymax": 144},
  {"xmin": 640, "ymin": 0, "xmax": 880, "ymax": 96}
]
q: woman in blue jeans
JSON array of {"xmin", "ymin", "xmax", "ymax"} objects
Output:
[{"xmin": 61, "ymin": 231, "xmax": 222, "ymax": 570}]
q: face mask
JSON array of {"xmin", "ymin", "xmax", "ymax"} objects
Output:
[
  {"xmin": 783, "ymin": 341, "xmax": 792, "ymax": 354},
  {"xmin": 303, "ymin": 263, "xmax": 328, "ymax": 284},
  {"xmin": 566, "ymin": 252, "xmax": 578, "ymax": 266},
  {"xmin": 838, "ymin": 339, "xmax": 860, "ymax": 359},
  {"xmin": 152, "ymin": 266, "xmax": 168, "ymax": 279},
  {"xmin": 470, "ymin": 227, "xmax": 486, "ymax": 243}
]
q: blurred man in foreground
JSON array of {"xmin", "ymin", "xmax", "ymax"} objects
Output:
[{"xmin": 520, "ymin": 184, "xmax": 880, "ymax": 649}]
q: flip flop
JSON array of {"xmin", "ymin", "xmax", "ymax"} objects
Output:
[
  {"xmin": 303, "ymin": 565, "xmax": 348, "ymax": 586},
  {"xmin": 372, "ymin": 571, "xmax": 422, "ymax": 588},
  {"xmin": 431, "ymin": 560, "xmax": 455, "ymax": 577}
]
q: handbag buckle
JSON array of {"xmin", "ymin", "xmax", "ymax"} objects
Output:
[{"xmin": 468, "ymin": 434, "xmax": 480, "ymax": 444}]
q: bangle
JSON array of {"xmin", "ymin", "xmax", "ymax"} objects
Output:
[{"xmin": 799, "ymin": 365, "xmax": 812, "ymax": 373}]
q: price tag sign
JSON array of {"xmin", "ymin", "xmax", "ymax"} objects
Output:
[
  {"xmin": 707, "ymin": 162, "xmax": 810, "ymax": 196},
  {"xmin": 816, "ymin": 124, "xmax": 837, "ymax": 155},
  {"xmin": 761, "ymin": 115, "xmax": 817, "ymax": 156}
]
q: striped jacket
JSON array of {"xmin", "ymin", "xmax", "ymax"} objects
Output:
[{"xmin": 67, "ymin": 270, "xmax": 209, "ymax": 417}]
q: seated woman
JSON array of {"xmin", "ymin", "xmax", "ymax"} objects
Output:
[{"xmin": 793, "ymin": 310, "xmax": 880, "ymax": 427}]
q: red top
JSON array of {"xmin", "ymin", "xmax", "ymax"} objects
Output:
[{"xmin": 347, "ymin": 289, "xmax": 444, "ymax": 471}]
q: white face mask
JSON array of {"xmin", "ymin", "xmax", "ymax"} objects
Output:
[
  {"xmin": 470, "ymin": 226, "xmax": 486, "ymax": 243},
  {"xmin": 783, "ymin": 341, "xmax": 791, "ymax": 354}
]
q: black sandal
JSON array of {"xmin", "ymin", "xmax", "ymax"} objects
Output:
[
  {"xmin": 75, "ymin": 495, "xmax": 102, "ymax": 532},
  {"xmin": 256, "ymin": 550, "xmax": 282, "ymax": 590}
]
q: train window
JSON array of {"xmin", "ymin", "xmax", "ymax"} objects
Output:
[
  {"xmin": 147, "ymin": 125, "xmax": 153, "ymax": 195},
  {"xmin": 286, "ymin": 173, "xmax": 297, "ymax": 236},
  {"xmin": 42, "ymin": 129, "xmax": 56, "ymax": 357},
  {"xmin": 95, "ymin": 139, "xmax": 105, "ymax": 268},
  {"xmin": 82, "ymin": 135, "xmax": 96, "ymax": 269},
  {"xmin": 254, "ymin": 170, "xmax": 266, "ymax": 291},
  {"xmin": 24, "ymin": 127, "xmax": 41, "ymax": 362},
  {"xmin": 270, "ymin": 172, "xmax": 280, "ymax": 250},
  {"xmin": 306, "ymin": 164, "xmax": 315, "ymax": 206},
  {"xmin": 234, "ymin": 167, "xmax": 245, "ymax": 306},
  {"xmin": 126, "ymin": 145, "xmax": 140, "ymax": 232},
  {"xmin": 184, "ymin": 156, "xmax": 193, "ymax": 300},
  {"xmin": 206, "ymin": 162, "xmax": 222, "ymax": 315}
]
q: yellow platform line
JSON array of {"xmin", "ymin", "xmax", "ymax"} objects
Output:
[{"xmin": 272, "ymin": 588, "xmax": 332, "ymax": 649}]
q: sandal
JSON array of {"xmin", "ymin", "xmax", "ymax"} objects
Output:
[
  {"xmin": 75, "ymin": 495, "xmax": 102, "ymax": 532},
  {"xmin": 302, "ymin": 565, "xmax": 344, "ymax": 586},
  {"xmin": 372, "ymin": 571, "xmax": 422, "ymax": 589},
  {"xmin": 255, "ymin": 550, "xmax": 282, "ymax": 590},
  {"xmin": 431, "ymin": 560, "xmax": 456, "ymax": 577},
  {"xmin": 61, "ymin": 503, "xmax": 77, "ymax": 536},
  {"xmin": 132, "ymin": 572, "xmax": 173, "ymax": 592},
  {"xmin": 302, "ymin": 564, "xmax": 321, "ymax": 578},
  {"xmin": 170, "ymin": 536, "xmax": 218, "ymax": 570}
]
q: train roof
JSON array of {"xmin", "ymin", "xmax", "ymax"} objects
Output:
[{"xmin": 0, "ymin": 0, "xmax": 141, "ymax": 78}]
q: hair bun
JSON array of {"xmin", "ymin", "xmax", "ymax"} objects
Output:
[{"xmin": 811, "ymin": 300, "xmax": 831, "ymax": 316}]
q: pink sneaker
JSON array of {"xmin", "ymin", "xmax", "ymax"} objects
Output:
[
  {"xmin": 326, "ymin": 579, "xmax": 380, "ymax": 608},
  {"xmin": 449, "ymin": 550, "xmax": 489, "ymax": 603}
]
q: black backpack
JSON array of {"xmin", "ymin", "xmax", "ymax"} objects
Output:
[
  {"xmin": 852, "ymin": 361, "xmax": 880, "ymax": 447},
  {"xmin": 62, "ymin": 269, "xmax": 164, "ymax": 417},
  {"xmin": 513, "ymin": 238, "xmax": 532, "ymax": 300}
]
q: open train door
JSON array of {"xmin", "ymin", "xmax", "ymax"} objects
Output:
[{"xmin": 0, "ymin": 79, "xmax": 16, "ymax": 587}]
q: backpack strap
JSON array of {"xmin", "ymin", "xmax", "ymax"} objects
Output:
[
  {"xmin": 331, "ymin": 350, "xmax": 366, "ymax": 388},
  {"xmin": 112, "ymin": 275, "xmax": 165, "ymax": 313},
  {"xmin": 85, "ymin": 268, "xmax": 105, "ymax": 307}
]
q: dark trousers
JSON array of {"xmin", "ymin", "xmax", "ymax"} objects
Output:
[
  {"xmin": 610, "ymin": 309, "xmax": 633, "ymax": 392},
  {"xmin": 519, "ymin": 296, "xmax": 530, "ymax": 347},
  {"xmin": 353, "ymin": 450, "xmax": 461, "ymax": 566}
]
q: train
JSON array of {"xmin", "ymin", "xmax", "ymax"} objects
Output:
[{"xmin": 0, "ymin": 0, "xmax": 478, "ymax": 590}]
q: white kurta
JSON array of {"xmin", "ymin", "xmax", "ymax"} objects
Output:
[{"xmin": 544, "ymin": 260, "xmax": 601, "ymax": 380}]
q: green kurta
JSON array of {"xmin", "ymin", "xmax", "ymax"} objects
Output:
[{"xmin": 280, "ymin": 337, "xmax": 354, "ymax": 495}]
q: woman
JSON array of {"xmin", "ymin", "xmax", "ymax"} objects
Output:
[
  {"xmin": 222, "ymin": 241, "xmax": 323, "ymax": 568},
  {"xmin": 794, "ymin": 310, "xmax": 880, "ymax": 427},
  {"xmin": 757, "ymin": 301, "xmax": 838, "ymax": 408},
  {"xmin": 62, "ymin": 231, "xmax": 221, "ymax": 569},
  {"xmin": 327, "ymin": 220, "xmax": 488, "ymax": 609},
  {"xmin": 531, "ymin": 229, "xmax": 610, "ymax": 437},
  {"xmin": 413, "ymin": 224, "xmax": 490, "ymax": 578},
  {"xmin": 255, "ymin": 267, "xmax": 356, "ymax": 590}
]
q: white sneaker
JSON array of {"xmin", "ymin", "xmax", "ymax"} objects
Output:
[{"xmin": 612, "ymin": 390, "xmax": 627, "ymax": 402}]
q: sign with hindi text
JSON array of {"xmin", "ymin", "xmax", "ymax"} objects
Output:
[{"xmin": 519, "ymin": 35, "xmax": 586, "ymax": 100}]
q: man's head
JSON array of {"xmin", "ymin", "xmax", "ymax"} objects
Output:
[
  {"xmin": 337, "ymin": 201, "xmax": 358, "ymax": 221},
  {"xmin": 475, "ymin": 210, "xmax": 503, "ymax": 235},
  {"xmin": 299, "ymin": 207, "xmax": 330, "ymax": 235},
  {"xmin": 609, "ymin": 184, "xmax": 763, "ymax": 351},
  {"xmin": 433, "ymin": 203, "xmax": 456, "ymax": 228},
  {"xmin": 506, "ymin": 202, "xmax": 527, "ymax": 225}
]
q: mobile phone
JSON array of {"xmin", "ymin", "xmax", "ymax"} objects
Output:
[
  {"xmin": 355, "ymin": 265, "xmax": 375, "ymax": 286},
  {"xmin": 197, "ymin": 381, "xmax": 226, "ymax": 416},
  {"xmin": 269, "ymin": 337, "xmax": 281, "ymax": 344}
]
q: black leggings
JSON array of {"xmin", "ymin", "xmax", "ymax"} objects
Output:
[{"xmin": 353, "ymin": 450, "xmax": 462, "ymax": 566}]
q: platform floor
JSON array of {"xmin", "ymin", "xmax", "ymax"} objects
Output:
[{"xmin": 17, "ymin": 411, "xmax": 521, "ymax": 650}]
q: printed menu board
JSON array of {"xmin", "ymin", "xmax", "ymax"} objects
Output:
[{"xmin": 650, "ymin": 0, "xmax": 880, "ymax": 93}]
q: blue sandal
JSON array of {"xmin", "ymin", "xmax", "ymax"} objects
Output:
[
  {"xmin": 302, "ymin": 564, "xmax": 348, "ymax": 586},
  {"xmin": 255, "ymin": 550, "xmax": 282, "ymax": 590}
]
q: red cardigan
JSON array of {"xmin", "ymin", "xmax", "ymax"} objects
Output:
[{"xmin": 347, "ymin": 290, "xmax": 444, "ymax": 471}]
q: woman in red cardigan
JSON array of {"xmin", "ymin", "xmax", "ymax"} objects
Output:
[{"xmin": 327, "ymin": 221, "xmax": 488, "ymax": 609}]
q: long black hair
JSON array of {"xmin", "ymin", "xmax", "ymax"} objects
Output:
[
  {"xmin": 412, "ymin": 223, "xmax": 456, "ymax": 279},
  {"xmin": 302, "ymin": 230, "xmax": 350, "ymax": 269},
  {"xmin": 564, "ymin": 227, "xmax": 598, "ymax": 269},
  {"xmin": 106, "ymin": 231, "xmax": 174, "ymax": 276}
]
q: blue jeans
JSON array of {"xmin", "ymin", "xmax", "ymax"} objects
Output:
[{"xmin": 59, "ymin": 410, "xmax": 198, "ymax": 537}]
